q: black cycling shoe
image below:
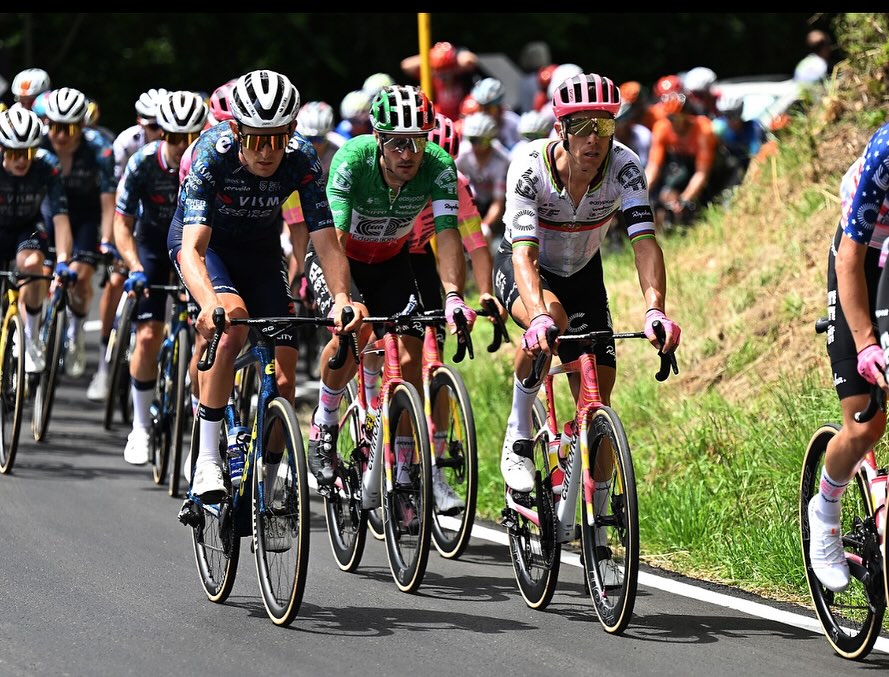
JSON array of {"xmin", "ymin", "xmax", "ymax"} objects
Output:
[{"xmin": 307, "ymin": 416, "xmax": 339, "ymax": 487}]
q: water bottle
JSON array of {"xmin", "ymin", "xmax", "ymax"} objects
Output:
[
  {"xmin": 227, "ymin": 424, "xmax": 249, "ymax": 490},
  {"xmin": 872, "ymin": 471, "xmax": 888, "ymax": 538}
]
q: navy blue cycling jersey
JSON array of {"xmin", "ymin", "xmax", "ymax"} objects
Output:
[
  {"xmin": 116, "ymin": 140, "xmax": 180, "ymax": 249},
  {"xmin": 0, "ymin": 149, "xmax": 68, "ymax": 229},
  {"xmin": 168, "ymin": 121, "xmax": 333, "ymax": 250},
  {"xmin": 40, "ymin": 127, "xmax": 115, "ymax": 222}
]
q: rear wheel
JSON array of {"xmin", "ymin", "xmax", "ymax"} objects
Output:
[
  {"xmin": 0, "ymin": 316, "xmax": 26, "ymax": 474},
  {"xmin": 104, "ymin": 297, "xmax": 135, "ymax": 431},
  {"xmin": 324, "ymin": 379, "xmax": 368, "ymax": 571},
  {"xmin": 32, "ymin": 301, "xmax": 65, "ymax": 442},
  {"xmin": 429, "ymin": 366, "xmax": 477, "ymax": 560},
  {"xmin": 150, "ymin": 342, "xmax": 173, "ymax": 485},
  {"xmin": 253, "ymin": 397, "xmax": 310, "ymax": 626},
  {"xmin": 168, "ymin": 327, "xmax": 191, "ymax": 497},
  {"xmin": 382, "ymin": 382, "xmax": 432, "ymax": 593},
  {"xmin": 507, "ymin": 397, "xmax": 560, "ymax": 609},
  {"xmin": 580, "ymin": 406, "xmax": 639, "ymax": 634},
  {"xmin": 800, "ymin": 423, "xmax": 884, "ymax": 660}
]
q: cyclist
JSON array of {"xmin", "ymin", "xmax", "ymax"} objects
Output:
[
  {"xmin": 114, "ymin": 91, "xmax": 208, "ymax": 466},
  {"xmin": 86, "ymin": 88, "xmax": 169, "ymax": 403},
  {"xmin": 400, "ymin": 41, "xmax": 478, "ymax": 121},
  {"xmin": 10, "ymin": 68, "xmax": 51, "ymax": 113},
  {"xmin": 809, "ymin": 121, "xmax": 889, "ymax": 593},
  {"xmin": 170, "ymin": 69, "xmax": 359, "ymax": 501},
  {"xmin": 331, "ymin": 89, "xmax": 372, "ymax": 145},
  {"xmin": 304, "ymin": 85, "xmax": 475, "ymax": 491},
  {"xmin": 40, "ymin": 87, "xmax": 116, "ymax": 379},
  {"xmin": 510, "ymin": 110, "xmax": 555, "ymax": 162},
  {"xmin": 710, "ymin": 94, "xmax": 768, "ymax": 195},
  {"xmin": 408, "ymin": 111, "xmax": 502, "ymax": 511},
  {"xmin": 470, "ymin": 77, "xmax": 521, "ymax": 151},
  {"xmin": 682, "ymin": 66, "xmax": 719, "ymax": 118},
  {"xmin": 0, "ymin": 107, "xmax": 74, "ymax": 373},
  {"xmin": 494, "ymin": 72, "xmax": 681, "ymax": 492},
  {"xmin": 361, "ymin": 72, "xmax": 395, "ymax": 100}
]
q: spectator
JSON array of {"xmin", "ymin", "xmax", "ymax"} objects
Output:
[
  {"xmin": 794, "ymin": 29, "xmax": 836, "ymax": 85},
  {"xmin": 401, "ymin": 41, "xmax": 479, "ymax": 120}
]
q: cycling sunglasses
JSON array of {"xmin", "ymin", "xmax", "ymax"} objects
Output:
[
  {"xmin": 238, "ymin": 131, "xmax": 291, "ymax": 152},
  {"xmin": 48, "ymin": 122, "xmax": 82, "ymax": 137},
  {"xmin": 565, "ymin": 117, "xmax": 616, "ymax": 138},
  {"xmin": 381, "ymin": 135, "xmax": 427, "ymax": 153},
  {"xmin": 163, "ymin": 131, "xmax": 199, "ymax": 146},
  {"xmin": 2, "ymin": 147, "xmax": 37, "ymax": 162}
]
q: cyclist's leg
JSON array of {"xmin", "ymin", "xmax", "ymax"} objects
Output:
[
  {"xmin": 65, "ymin": 221, "xmax": 102, "ymax": 378},
  {"xmin": 15, "ymin": 233, "xmax": 49, "ymax": 370}
]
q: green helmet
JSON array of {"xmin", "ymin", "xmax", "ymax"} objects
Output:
[{"xmin": 370, "ymin": 85, "xmax": 435, "ymax": 135}]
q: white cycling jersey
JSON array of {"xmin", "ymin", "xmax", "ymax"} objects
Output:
[
  {"xmin": 503, "ymin": 138, "xmax": 656, "ymax": 277},
  {"xmin": 112, "ymin": 124, "xmax": 147, "ymax": 183}
]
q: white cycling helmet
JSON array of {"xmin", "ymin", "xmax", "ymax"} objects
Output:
[
  {"xmin": 134, "ymin": 88, "xmax": 169, "ymax": 120},
  {"xmin": 0, "ymin": 107, "xmax": 43, "ymax": 148},
  {"xmin": 362, "ymin": 72, "xmax": 395, "ymax": 98},
  {"xmin": 157, "ymin": 91, "xmax": 208, "ymax": 133},
  {"xmin": 340, "ymin": 89, "xmax": 372, "ymax": 121},
  {"xmin": 12, "ymin": 68, "xmax": 51, "ymax": 98},
  {"xmin": 471, "ymin": 77, "xmax": 506, "ymax": 106},
  {"xmin": 716, "ymin": 93, "xmax": 744, "ymax": 118},
  {"xmin": 546, "ymin": 63, "xmax": 583, "ymax": 100},
  {"xmin": 683, "ymin": 66, "xmax": 717, "ymax": 94},
  {"xmin": 230, "ymin": 70, "xmax": 300, "ymax": 128},
  {"xmin": 517, "ymin": 110, "xmax": 553, "ymax": 139},
  {"xmin": 297, "ymin": 101, "xmax": 335, "ymax": 137},
  {"xmin": 44, "ymin": 87, "xmax": 89, "ymax": 124},
  {"xmin": 461, "ymin": 112, "xmax": 499, "ymax": 139}
]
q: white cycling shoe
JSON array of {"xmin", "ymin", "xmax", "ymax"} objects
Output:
[
  {"xmin": 500, "ymin": 434, "xmax": 535, "ymax": 493},
  {"xmin": 807, "ymin": 496, "xmax": 850, "ymax": 593}
]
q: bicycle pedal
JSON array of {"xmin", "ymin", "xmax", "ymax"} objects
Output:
[
  {"xmin": 177, "ymin": 499, "xmax": 200, "ymax": 527},
  {"xmin": 500, "ymin": 507, "xmax": 517, "ymax": 530}
]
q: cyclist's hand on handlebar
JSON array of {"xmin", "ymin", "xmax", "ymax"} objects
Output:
[
  {"xmin": 54, "ymin": 261, "xmax": 76, "ymax": 283},
  {"xmin": 100, "ymin": 240, "xmax": 121, "ymax": 261},
  {"xmin": 479, "ymin": 292, "xmax": 507, "ymax": 324},
  {"xmin": 522, "ymin": 313, "xmax": 556, "ymax": 357},
  {"xmin": 857, "ymin": 344, "xmax": 888, "ymax": 389},
  {"xmin": 196, "ymin": 303, "xmax": 227, "ymax": 341},
  {"xmin": 124, "ymin": 270, "xmax": 148, "ymax": 296},
  {"xmin": 644, "ymin": 309, "xmax": 681, "ymax": 353},
  {"xmin": 445, "ymin": 292, "xmax": 477, "ymax": 335},
  {"xmin": 331, "ymin": 298, "xmax": 363, "ymax": 334}
]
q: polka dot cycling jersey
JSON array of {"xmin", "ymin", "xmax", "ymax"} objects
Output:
[{"xmin": 840, "ymin": 122, "xmax": 889, "ymax": 253}]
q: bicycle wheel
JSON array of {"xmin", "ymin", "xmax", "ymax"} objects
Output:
[
  {"xmin": 0, "ymin": 316, "xmax": 26, "ymax": 474},
  {"xmin": 253, "ymin": 397, "xmax": 310, "ymax": 626},
  {"xmin": 150, "ymin": 342, "xmax": 173, "ymax": 485},
  {"xmin": 429, "ymin": 366, "xmax": 477, "ymax": 560},
  {"xmin": 382, "ymin": 382, "xmax": 432, "ymax": 593},
  {"xmin": 800, "ymin": 423, "xmax": 884, "ymax": 660},
  {"xmin": 168, "ymin": 327, "xmax": 191, "ymax": 497},
  {"xmin": 507, "ymin": 397, "xmax": 561, "ymax": 609},
  {"xmin": 324, "ymin": 379, "xmax": 369, "ymax": 571},
  {"xmin": 32, "ymin": 301, "xmax": 65, "ymax": 442},
  {"xmin": 189, "ymin": 418, "xmax": 240, "ymax": 603},
  {"xmin": 580, "ymin": 405, "xmax": 639, "ymax": 634},
  {"xmin": 104, "ymin": 297, "xmax": 135, "ymax": 431}
]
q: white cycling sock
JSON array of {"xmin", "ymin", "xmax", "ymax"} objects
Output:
[
  {"xmin": 131, "ymin": 379, "xmax": 154, "ymax": 431},
  {"xmin": 24, "ymin": 307, "xmax": 40, "ymax": 343},
  {"xmin": 815, "ymin": 466, "xmax": 848, "ymax": 520},
  {"xmin": 198, "ymin": 417, "xmax": 223, "ymax": 465},
  {"xmin": 506, "ymin": 375, "xmax": 541, "ymax": 439},
  {"xmin": 315, "ymin": 381, "xmax": 347, "ymax": 426}
]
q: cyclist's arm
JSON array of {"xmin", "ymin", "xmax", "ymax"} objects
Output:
[
  {"xmin": 631, "ymin": 236, "xmax": 667, "ymax": 315},
  {"xmin": 436, "ymin": 228, "xmax": 466, "ymax": 296},
  {"xmin": 179, "ymin": 223, "xmax": 218, "ymax": 317},
  {"xmin": 644, "ymin": 119, "xmax": 669, "ymax": 189},
  {"xmin": 113, "ymin": 212, "xmax": 140, "ymax": 273},
  {"xmin": 428, "ymin": 152, "xmax": 463, "ymax": 295},
  {"xmin": 50, "ymin": 213, "xmax": 73, "ymax": 263},
  {"xmin": 837, "ymin": 235, "xmax": 877, "ymax": 352},
  {"xmin": 681, "ymin": 118, "xmax": 717, "ymax": 204},
  {"xmin": 99, "ymin": 192, "xmax": 116, "ymax": 245}
]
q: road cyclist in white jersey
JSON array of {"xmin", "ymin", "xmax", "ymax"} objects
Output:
[{"xmin": 493, "ymin": 72, "xmax": 682, "ymax": 492}]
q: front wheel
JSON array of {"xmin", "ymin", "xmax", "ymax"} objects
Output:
[
  {"xmin": 104, "ymin": 297, "xmax": 134, "ymax": 431},
  {"xmin": 0, "ymin": 315, "xmax": 26, "ymax": 474},
  {"xmin": 32, "ymin": 301, "xmax": 65, "ymax": 442},
  {"xmin": 253, "ymin": 397, "xmax": 310, "ymax": 626},
  {"xmin": 168, "ymin": 327, "xmax": 192, "ymax": 498},
  {"xmin": 429, "ymin": 366, "xmax": 477, "ymax": 560},
  {"xmin": 382, "ymin": 382, "xmax": 432, "ymax": 593},
  {"xmin": 580, "ymin": 406, "xmax": 639, "ymax": 634},
  {"xmin": 800, "ymin": 423, "xmax": 884, "ymax": 660}
]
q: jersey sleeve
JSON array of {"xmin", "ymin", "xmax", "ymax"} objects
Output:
[
  {"xmin": 503, "ymin": 147, "xmax": 540, "ymax": 249},
  {"xmin": 179, "ymin": 134, "xmax": 220, "ymax": 228},
  {"xmin": 91, "ymin": 131, "xmax": 117, "ymax": 194},
  {"xmin": 614, "ymin": 151, "xmax": 656, "ymax": 244},
  {"xmin": 841, "ymin": 125, "xmax": 889, "ymax": 245},
  {"xmin": 115, "ymin": 150, "xmax": 146, "ymax": 217},
  {"xmin": 428, "ymin": 149, "xmax": 459, "ymax": 234},
  {"xmin": 40, "ymin": 152, "xmax": 68, "ymax": 217},
  {"xmin": 292, "ymin": 137, "xmax": 334, "ymax": 233},
  {"xmin": 456, "ymin": 174, "xmax": 485, "ymax": 252},
  {"xmin": 325, "ymin": 144, "xmax": 354, "ymax": 232},
  {"xmin": 282, "ymin": 191, "xmax": 304, "ymax": 226}
]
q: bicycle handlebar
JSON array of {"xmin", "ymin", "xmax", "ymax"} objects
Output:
[
  {"xmin": 328, "ymin": 306, "xmax": 358, "ymax": 370},
  {"xmin": 522, "ymin": 324, "xmax": 561, "ymax": 388},
  {"xmin": 479, "ymin": 297, "xmax": 511, "ymax": 352},
  {"xmin": 854, "ymin": 385, "xmax": 887, "ymax": 423}
]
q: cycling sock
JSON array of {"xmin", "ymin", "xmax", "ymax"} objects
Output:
[
  {"xmin": 24, "ymin": 305, "xmax": 41, "ymax": 342},
  {"xmin": 815, "ymin": 466, "xmax": 848, "ymax": 520},
  {"xmin": 507, "ymin": 375, "xmax": 542, "ymax": 439},
  {"xmin": 363, "ymin": 366, "xmax": 382, "ymax": 407},
  {"xmin": 130, "ymin": 378, "xmax": 154, "ymax": 431},
  {"xmin": 197, "ymin": 404, "xmax": 225, "ymax": 465},
  {"xmin": 395, "ymin": 435, "xmax": 415, "ymax": 485},
  {"xmin": 66, "ymin": 312, "xmax": 85, "ymax": 341},
  {"xmin": 315, "ymin": 382, "xmax": 347, "ymax": 426}
]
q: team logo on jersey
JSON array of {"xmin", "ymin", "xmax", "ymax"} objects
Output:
[
  {"xmin": 216, "ymin": 135, "xmax": 233, "ymax": 154},
  {"xmin": 566, "ymin": 312, "xmax": 589, "ymax": 334},
  {"xmin": 515, "ymin": 168, "xmax": 537, "ymax": 201},
  {"xmin": 511, "ymin": 209, "xmax": 535, "ymax": 232},
  {"xmin": 434, "ymin": 166, "xmax": 457, "ymax": 193},
  {"xmin": 617, "ymin": 163, "xmax": 645, "ymax": 191}
]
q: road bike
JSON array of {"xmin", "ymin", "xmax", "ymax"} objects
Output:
[
  {"xmin": 501, "ymin": 322, "xmax": 677, "ymax": 634},
  {"xmin": 103, "ymin": 277, "xmax": 135, "ymax": 431},
  {"xmin": 0, "ymin": 269, "xmax": 53, "ymax": 473},
  {"xmin": 178, "ymin": 307, "xmax": 348, "ymax": 626},
  {"xmin": 800, "ymin": 317, "xmax": 888, "ymax": 659}
]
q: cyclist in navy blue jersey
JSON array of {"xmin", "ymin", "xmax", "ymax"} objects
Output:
[
  {"xmin": 0, "ymin": 107, "xmax": 74, "ymax": 374},
  {"xmin": 169, "ymin": 69, "xmax": 361, "ymax": 501},
  {"xmin": 40, "ymin": 87, "xmax": 116, "ymax": 380}
]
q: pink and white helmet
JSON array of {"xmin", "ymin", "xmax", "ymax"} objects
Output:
[
  {"xmin": 428, "ymin": 112, "xmax": 460, "ymax": 158},
  {"xmin": 551, "ymin": 73, "xmax": 621, "ymax": 120}
]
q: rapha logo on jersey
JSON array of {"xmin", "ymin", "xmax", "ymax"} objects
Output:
[
  {"xmin": 617, "ymin": 163, "xmax": 645, "ymax": 191},
  {"xmin": 566, "ymin": 312, "xmax": 589, "ymax": 333},
  {"xmin": 605, "ymin": 345, "xmax": 616, "ymax": 358},
  {"xmin": 515, "ymin": 168, "xmax": 537, "ymax": 201},
  {"xmin": 216, "ymin": 135, "xmax": 234, "ymax": 154},
  {"xmin": 512, "ymin": 209, "xmax": 536, "ymax": 232},
  {"xmin": 442, "ymin": 201, "xmax": 458, "ymax": 213}
]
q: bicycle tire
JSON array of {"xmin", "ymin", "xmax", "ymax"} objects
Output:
[
  {"xmin": 150, "ymin": 342, "xmax": 173, "ymax": 485},
  {"xmin": 253, "ymin": 397, "xmax": 310, "ymax": 626},
  {"xmin": 580, "ymin": 405, "xmax": 639, "ymax": 634},
  {"xmin": 800, "ymin": 423, "xmax": 884, "ymax": 660},
  {"xmin": 189, "ymin": 418, "xmax": 240, "ymax": 603},
  {"xmin": 31, "ymin": 302, "xmax": 65, "ymax": 442},
  {"xmin": 324, "ymin": 379, "xmax": 369, "ymax": 571},
  {"xmin": 104, "ymin": 297, "xmax": 135, "ymax": 431},
  {"xmin": 508, "ymin": 397, "xmax": 561, "ymax": 609},
  {"xmin": 429, "ymin": 366, "xmax": 477, "ymax": 560},
  {"xmin": 0, "ymin": 315, "xmax": 26, "ymax": 474},
  {"xmin": 382, "ymin": 381, "xmax": 432, "ymax": 593},
  {"xmin": 168, "ymin": 326, "xmax": 191, "ymax": 497}
]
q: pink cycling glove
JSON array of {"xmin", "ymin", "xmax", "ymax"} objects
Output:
[
  {"xmin": 522, "ymin": 313, "xmax": 556, "ymax": 352},
  {"xmin": 644, "ymin": 309, "xmax": 682, "ymax": 350},
  {"xmin": 857, "ymin": 344, "xmax": 886, "ymax": 385},
  {"xmin": 445, "ymin": 293, "xmax": 477, "ymax": 334}
]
